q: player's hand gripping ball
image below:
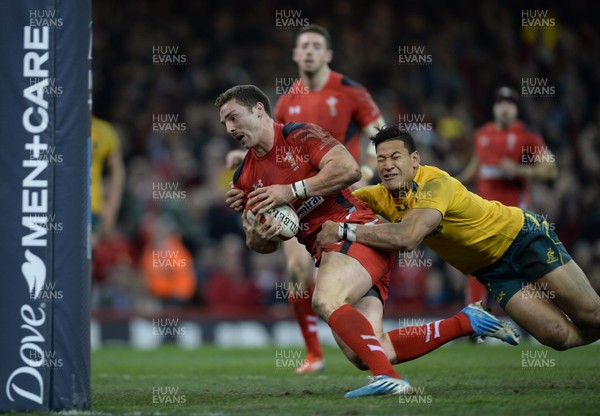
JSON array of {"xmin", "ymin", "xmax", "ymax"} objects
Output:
[{"xmin": 245, "ymin": 203, "xmax": 299, "ymax": 241}]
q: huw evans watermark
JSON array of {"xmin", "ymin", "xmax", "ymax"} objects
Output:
[
  {"xmin": 152, "ymin": 46, "xmax": 186, "ymax": 65},
  {"xmin": 275, "ymin": 350, "xmax": 307, "ymax": 369},
  {"xmin": 275, "ymin": 10, "xmax": 309, "ymax": 28},
  {"xmin": 152, "ymin": 114, "xmax": 187, "ymax": 133},
  {"xmin": 521, "ymin": 10, "xmax": 555, "ymax": 28},
  {"xmin": 521, "ymin": 78, "xmax": 555, "ymax": 98},
  {"xmin": 398, "ymin": 45, "xmax": 432, "ymax": 65},
  {"xmin": 152, "ymin": 318, "xmax": 187, "ymax": 338},
  {"xmin": 152, "ymin": 386, "xmax": 186, "ymax": 404}
]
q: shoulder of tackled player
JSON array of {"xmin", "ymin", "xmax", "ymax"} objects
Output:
[{"xmin": 283, "ymin": 122, "xmax": 334, "ymax": 145}]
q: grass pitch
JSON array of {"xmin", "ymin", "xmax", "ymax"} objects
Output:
[{"xmin": 80, "ymin": 341, "xmax": 600, "ymax": 416}]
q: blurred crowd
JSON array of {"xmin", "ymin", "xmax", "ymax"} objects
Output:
[{"xmin": 90, "ymin": 0, "xmax": 600, "ymax": 314}]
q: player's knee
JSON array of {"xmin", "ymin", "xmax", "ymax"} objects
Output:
[
  {"xmin": 571, "ymin": 305, "xmax": 600, "ymax": 329},
  {"xmin": 311, "ymin": 297, "xmax": 331, "ymax": 321},
  {"xmin": 312, "ymin": 295, "xmax": 345, "ymax": 321},
  {"xmin": 536, "ymin": 323, "xmax": 572, "ymax": 351}
]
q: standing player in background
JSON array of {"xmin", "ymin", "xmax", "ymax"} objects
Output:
[
  {"xmin": 225, "ymin": 25, "xmax": 384, "ymax": 373},
  {"xmin": 91, "ymin": 116, "xmax": 126, "ymax": 246},
  {"xmin": 456, "ymin": 86, "xmax": 557, "ymax": 309},
  {"xmin": 90, "ymin": 116, "xmax": 126, "ymax": 307}
]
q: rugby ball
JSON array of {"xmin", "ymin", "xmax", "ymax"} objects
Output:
[{"xmin": 245, "ymin": 204, "xmax": 300, "ymax": 241}]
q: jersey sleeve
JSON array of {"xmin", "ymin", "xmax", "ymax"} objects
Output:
[
  {"xmin": 288, "ymin": 123, "xmax": 341, "ymax": 168},
  {"xmin": 413, "ymin": 175, "xmax": 454, "ymax": 217},
  {"xmin": 348, "ymin": 85, "xmax": 381, "ymax": 130}
]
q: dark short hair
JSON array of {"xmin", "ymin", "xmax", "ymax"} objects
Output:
[
  {"xmin": 295, "ymin": 24, "xmax": 332, "ymax": 50},
  {"xmin": 370, "ymin": 125, "xmax": 417, "ymax": 153},
  {"xmin": 214, "ymin": 85, "xmax": 272, "ymax": 117},
  {"xmin": 494, "ymin": 86, "xmax": 519, "ymax": 104}
]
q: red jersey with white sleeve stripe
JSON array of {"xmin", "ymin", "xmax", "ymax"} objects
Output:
[
  {"xmin": 474, "ymin": 120, "xmax": 547, "ymax": 209},
  {"xmin": 232, "ymin": 122, "xmax": 382, "ymax": 257},
  {"xmin": 273, "ymin": 71, "xmax": 381, "ymax": 161}
]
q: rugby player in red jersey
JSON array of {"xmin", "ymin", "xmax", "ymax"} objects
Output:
[
  {"xmin": 216, "ymin": 85, "xmax": 518, "ymax": 398},
  {"xmin": 457, "ymin": 86, "xmax": 557, "ymax": 309},
  {"xmin": 226, "ymin": 25, "xmax": 384, "ymax": 373}
]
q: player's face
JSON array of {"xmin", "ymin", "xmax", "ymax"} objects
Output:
[
  {"xmin": 293, "ymin": 32, "xmax": 332, "ymax": 74},
  {"xmin": 493, "ymin": 100, "xmax": 518, "ymax": 127},
  {"xmin": 376, "ymin": 140, "xmax": 420, "ymax": 196},
  {"xmin": 219, "ymin": 99, "xmax": 263, "ymax": 149}
]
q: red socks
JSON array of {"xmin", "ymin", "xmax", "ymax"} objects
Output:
[
  {"xmin": 289, "ymin": 291, "xmax": 323, "ymax": 359},
  {"xmin": 387, "ymin": 313, "xmax": 473, "ymax": 363},
  {"xmin": 465, "ymin": 275, "xmax": 488, "ymax": 305},
  {"xmin": 328, "ymin": 304, "xmax": 401, "ymax": 378}
]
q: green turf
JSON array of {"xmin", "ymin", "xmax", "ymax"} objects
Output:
[
  {"xmin": 13, "ymin": 340, "xmax": 600, "ymax": 415},
  {"xmin": 86, "ymin": 340, "xmax": 600, "ymax": 416}
]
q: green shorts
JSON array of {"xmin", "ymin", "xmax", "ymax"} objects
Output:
[{"xmin": 473, "ymin": 210, "xmax": 571, "ymax": 309}]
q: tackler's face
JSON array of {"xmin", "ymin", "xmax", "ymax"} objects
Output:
[
  {"xmin": 219, "ymin": 99, "xmax": 265, "ymax": 150},
  {"xmin": 376, "ymin": 140, "xmax": 420, "ymax": 195}
]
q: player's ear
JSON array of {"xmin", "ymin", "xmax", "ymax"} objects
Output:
[
  {"xmin": 254, "ymin": 102, "xmax": 264, "ymax": 116},
  {"xmin": 411, "ymin": 151, "xmax": 420, "ymax": 167},
  {"xmin": 325, "ymin": 49, "xmax": 333, "ymax": 63}
]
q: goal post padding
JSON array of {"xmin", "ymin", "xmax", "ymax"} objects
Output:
[{"xmin": 0, "ymin": 0, "xmax": 92, "ymax": 411}]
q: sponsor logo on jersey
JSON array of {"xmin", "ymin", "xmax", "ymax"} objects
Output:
[
  {"xmin": 251, "ymin": 179, "xmax": 264, "ymax": 191},
  {"xmin": 296, "ymin": 196, "xmax": 324, "ymax": 219}
]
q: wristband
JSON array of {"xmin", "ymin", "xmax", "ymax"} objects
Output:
[
  {"xmin": 292, "ymin": 179, "xmax": 309, "ymax": 198},
  {"xmin": 291, "ymin": 183, "xmax": 300, "ymax": 199},
  {"xmin": 338, "ymin": 223, "xmax": 357, "ymax": 241},
  {"xmin": 346, "ymin": 223, "xmax": 357, "ymax": 242},
  {"xmin": 338, "ymin": 223, "xmax": 347, "ymax": 240}
]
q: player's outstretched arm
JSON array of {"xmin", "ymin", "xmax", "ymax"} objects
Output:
[
  {"xmin": 509, "ymin": 147, "xmax": 557, "ymax": 181},
  {"xmin": 349, "ymin": 119, "xmax": 384, "ymax": 190},
  {"xmin": 455, "ymin": 154, "xmax": 479, "ymax": 184},
  {"xmin": 360, "ymin": 117, "xmax": 386, "ymax": 182},
  {"xmin": 316, "ymin": 208, "xmax": 441, "ymax": 252}
]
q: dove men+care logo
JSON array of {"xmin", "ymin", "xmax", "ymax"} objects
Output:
[{"xmin": 5, "ymin": 24, "xmax": 52, "ymax": 406}]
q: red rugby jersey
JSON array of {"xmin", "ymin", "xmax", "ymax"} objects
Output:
[
  {"xmin": 474, "ymin": 120, "xmax": 547, "ymax": 209},
  {"xmin": 273, "ymin": 71, "xmax": 381, "ymax": 161},
  {"xmin": 233, "ymin": 122, "xmax": 379, "ymax": 255}
]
